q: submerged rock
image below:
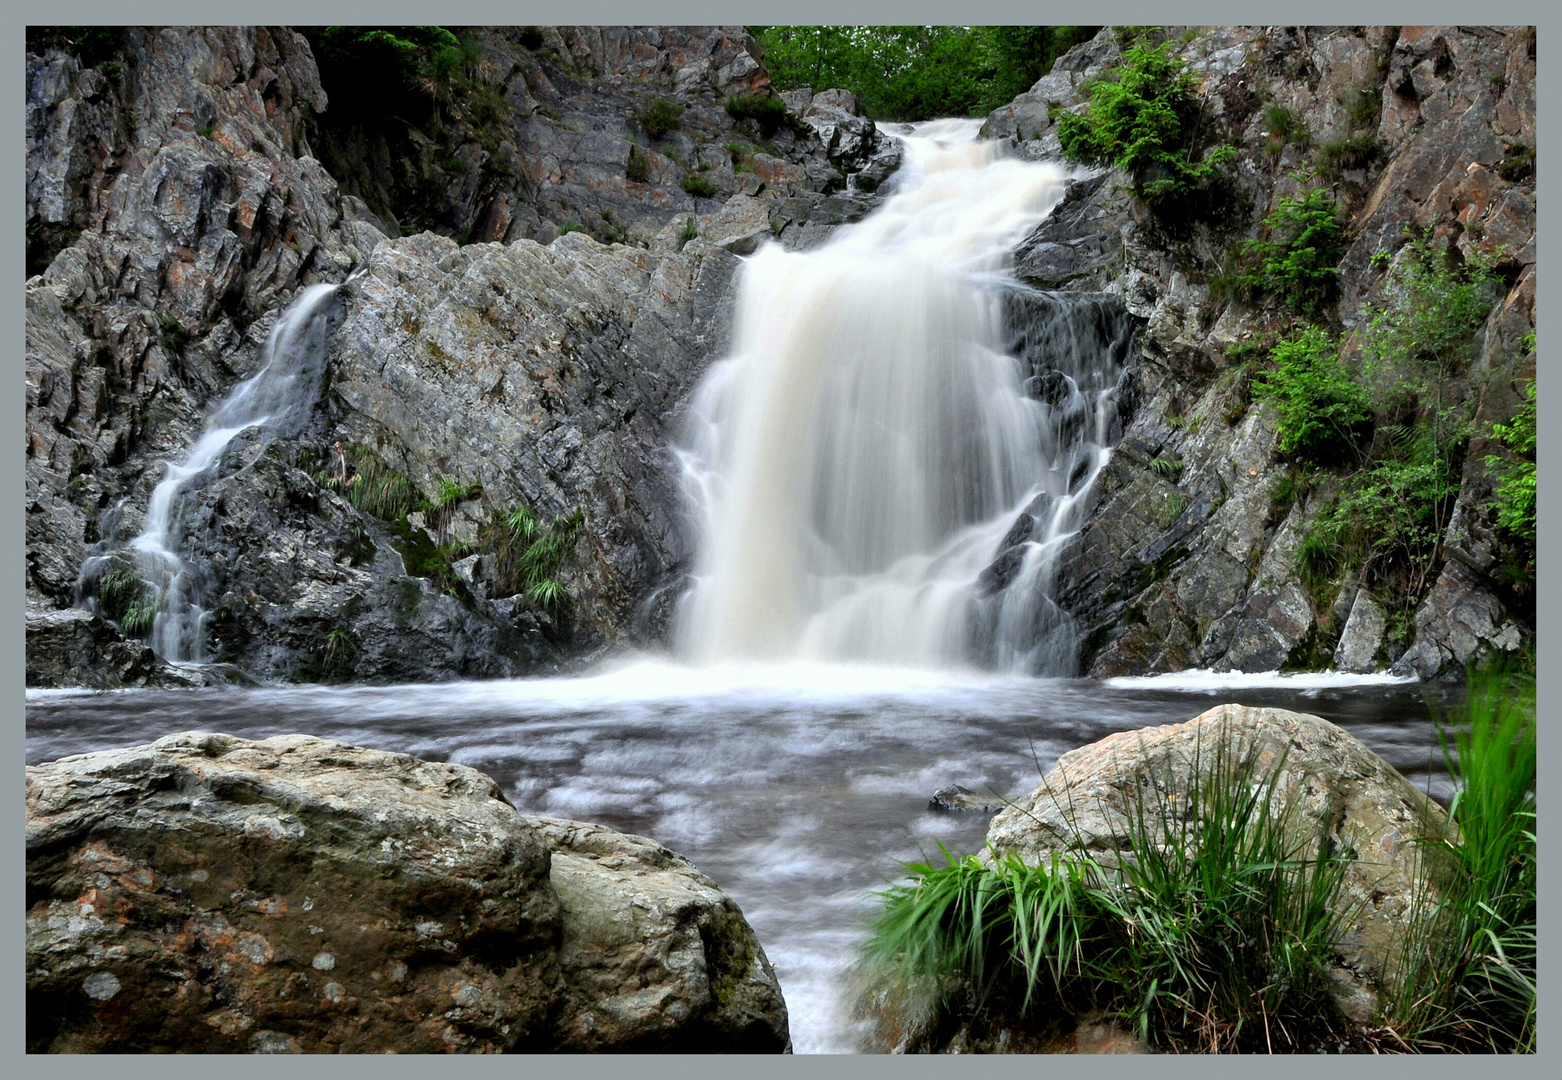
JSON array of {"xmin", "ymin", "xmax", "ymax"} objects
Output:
[
  {"xmin": 927, "ymin": 784, "xmax": 1005, "ymax": 814},
  {"xmin": 25, "ymin": 732, "xmax": 789, "ymax": 1053}
]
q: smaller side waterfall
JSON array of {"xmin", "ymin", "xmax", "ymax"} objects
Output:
[{"xmin": 79, "ymin": 280, "xmax": 349, "ymax": 663}]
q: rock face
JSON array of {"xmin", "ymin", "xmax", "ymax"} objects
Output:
[
  {"xmin": 989, "ymin": 26, "xmax": 1536, "ymax": 678},
  {"xmin": 986, "ymin": 704, "xmax": 1449, "ymax": 1024},
  {"xmin": 25, "ymin": 732, "xmax": 789, "ymax": 1053},
  {"xmin": 25, "ymin": 25, "xmax": 897, "ymax": 687}
]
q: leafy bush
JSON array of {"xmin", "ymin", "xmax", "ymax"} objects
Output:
[
  {"xmin": 302, "ymin": 27, "xmax": 462, "ymax": 122},
  {"xmin": 724, "ymin": 93, "xmax": 789, "ymax": 136},
  {"xmin": 634, "ymin": 97, "xmax": 684, "ymax": 138},
  {"xmin": 1487, "ymin": 380, "xmax": 1536, "ymax": 550},
  {"xmin": 1054, "ymin": 42, "xmax": 1236, "ymax": 210},
  {"xmin": 1235, "ymin": 187, "xmax": 1344, "ymax": 314},
  {"xmin": 1252, "ymin": 328, "xmax": 1371, "ymax": 465},
  {"xmin": 863, "ymin": 730, "xmax": 1349, "ymax": 1051},
  {"xmin": 753, "ymin": 25, "xmax": 1101, "ymax": 121}
]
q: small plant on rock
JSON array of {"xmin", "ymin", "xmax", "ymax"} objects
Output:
[
  {"xmin": 1053, "ymin": 42, "xmax": 1236, "ymax": 213},
  {"xmin": 1234, "ymin": 186, "xmax": 1345, "ymax": 315},
  {"xmin": 635, "ymin": 97, "xmax": 685, "ymax": 138}
]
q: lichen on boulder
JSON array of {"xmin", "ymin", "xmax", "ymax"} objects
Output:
[{"xmin": 25, "ymin": 732, "xmax": 789, "ymax": 1053}]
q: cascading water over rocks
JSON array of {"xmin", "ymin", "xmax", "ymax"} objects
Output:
[
  {"xmin": 78, "ymin": 280, "xmax": 351, "ymax": 663},
  {"xmin": 674, "ymin": 120, "xmax": 1136, "ymax": 674}
]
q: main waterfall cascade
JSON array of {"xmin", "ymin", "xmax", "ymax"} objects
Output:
[
  {"xmin": 79, "ymin": 279, "xmax": 351, "ymax": 664},
  {"xmin": 673, "ymin": 119, "xmax": 1136, "ymax": 674}
]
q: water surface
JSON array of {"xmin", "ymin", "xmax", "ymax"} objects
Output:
[{"xmin": 27, "ymin": 661, "xmax": 1454, "ymax": 1053}]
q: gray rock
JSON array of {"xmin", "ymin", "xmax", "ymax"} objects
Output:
[
  {"xmin": 928, "ymin": 785, "xmax": 1005, "ymax": 814},
  {"xmin": 26, "ymin": 732, "xmax": 789, "ymax": 1053},
  {"xmin": 1335, "ymin": 589, "xmax": 1388, "ymax": 673},
  {"xmin": 986, "ymin": 704, "xmax": 1451, "ymax": 1024}
]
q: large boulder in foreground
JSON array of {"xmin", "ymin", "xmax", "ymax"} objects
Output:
[
  {"xmin": 987, "ymin": 704, "xmax": 1448, "ymax": 1024},
  {"xmin": 25, "ymin": 732, "xmax": 789, "ymax": 1053}
]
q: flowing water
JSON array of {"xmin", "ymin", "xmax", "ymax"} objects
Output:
[
  {"xmin": 26, "ymin": 666, "xmax": 1454, "ymax": 1052},
  {"xmin": 77, "ymin": 280, "xmax": 351, "ymax": 663},
  {"xmin": 33, "ymin": 126, "xmax": 1459, "ymax": 1052},
  {"xmin": 674, "ymin": 120, "xmax": 1129, "ymax": 673}
]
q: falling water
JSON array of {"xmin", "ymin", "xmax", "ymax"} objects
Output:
[
  {"xmin": 79, "ymin": 280, "xmax": 350, "ymax": 663},
  {"xmin": 674, "ymin": 120, "xmax": 1134, "ymax": 674}
]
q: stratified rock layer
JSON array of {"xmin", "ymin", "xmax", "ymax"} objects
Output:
[{"xmin": 25, "ymin": 732, "xmax": 789, "ymax": 1053}]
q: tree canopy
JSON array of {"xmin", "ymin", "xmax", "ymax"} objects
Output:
[{"xmin": 752, "ymin": 26, "xmax": 1100, "ymax": 122}]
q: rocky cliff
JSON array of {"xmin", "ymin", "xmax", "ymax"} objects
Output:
[
  {"xmin": 984, "ymin": 26, "xmax": 1536, "ymax": 678},
  {"xmin": 25, "ymin": 25, "xmax": 1534, "ymax": 687},
  {"xmin": 25, "ymin": 26, "xmax": 897, "ymax": 686}
]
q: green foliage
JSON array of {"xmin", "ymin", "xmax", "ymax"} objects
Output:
[
  {"xmin": 1370, "ymin": 249, "xmax": 1393, "ymax": 270},
  {"xmin": 1313, "ymin": 130, "xmax": 1378, "ymax": 174},
  {"xmin": 724, "ymin": 93, "xmax": 789, "ymax": 136},
  {"xmin": 863, "ymin": 730, "xmax": 1349, "ymax": 1051},
  {"xmin": 1150, "ymin": 455, "xmax": 1183, "ymax": 482},
  {"xmin": 317, "ymin": 445, "xmax": 424, "ymax": 521},
  {"xmin": 1260, "ymin": 104, "xmax": 1307, "ymax": 156},
  {"xmin": 96, "ymin": 566, "xmax": 157, "ymax": 639},
  {"xmin": 677, "ymin": 217, "xmax": 699, "ymax": 247},
  {"xmin": 1383, "ymin": 672, "xmax": 1536, "ymax": 1051},
  {"xmin": 158, "ymin": 313, "xmax": 192, "ymax": 353},
  {"xmin": 753, "ymin": 26, "xmax": 1101, "ymax": 122},
  {"xmin": 1497, "ymin": 142, "xmax": 1534, "ymax": 183},
  {"xmin": 625, "ymin": 145, "xmax": 651, "ymax": 183},
  {"xmin": 681, "ymin": 171, "xmax": 718, "ymax": 199},
  {"xmin": 1235, "ymin": 187, "xmax": 1345, "ymax": 314},
  {"xmin": 557, "ymin": 222, "xmax": 582, "ymax": 235},
  {"xmin": 634, "ymin": 97, "xmax": 685, "ymax": 138},
  {"xmin": 1486, "ymin": 381, "xmax": 1536, "ymax": 551},
  {"xmin": 302, "ymin": 27, "xmax": 463, "ymax": 123},
  {"xmin": 483, "ymin": 506, "xmax": 584, "ymax": 605},
  {"xmin": 1253, "ymin": 328, "xmax": 1371, "ymax": 465},
  {"xmin": 1053, "ymin": 42, "xmax": 1236, "ymax": 211}
]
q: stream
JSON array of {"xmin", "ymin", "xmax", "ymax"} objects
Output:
[{"xmin": 26, "ymin": 662, "xmax": 1455, "ymax": 1052}]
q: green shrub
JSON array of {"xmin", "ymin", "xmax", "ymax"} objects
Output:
[
  {"xmin": 557, "ymin": 221, "xmax": 581, "ymax": 235},
  {"xmin": 625, "ymin": 145, "xmax": 650, "ymax": 183},
  {"xmin": 677, "ymin": 217, "xmax": 699, "ymax": 247},
  {"xmin": 483, "ymin": 506, "xmax": 584, "ymax": 606},
  {"xmin": 1252, "ymin": 327, "xmax": 1371, "ymax": 466},
  {"xmin": 634, "ymin": 97, "xmax": 685, "ymax": 138},
  {"xmin": 1313, "ymin": 130, "xmax": 1378, "ymax": 173},
  {"xmin": 1260, "ymin": 103, "xmax": 1307, "ymax": 156},
  {"xmin": 724, "ymin": 93, "xmax": 789, "ymax": 136},
  {"xmin": 1487, "ymin": 381, "xmax": 1536, "ymax": 550},
  {"xmin": 1235, "ymin": 187, "xmax": 1344, "ymax": 315},
  {"xmin": 1053, "ymin": 42, "xmax": 1236, "ymax": 211},
  {"xmin": 316, "ymin": 445, "xmax": 424, "ymax": 521},
  {"xmin": 681, "ymin": 171, "xmax": 718, "ymax": 199},
  {"xmin": 863, "ymin": 729, "xmax": 1349, "ymax": 1051}
]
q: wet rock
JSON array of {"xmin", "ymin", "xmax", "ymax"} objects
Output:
[
  {"xmin": 986, "ymin": 704, "xmax": 1450, "ymax": 1025},
  {"xmin": 1335, "ymin": 589, "xmax": 1388, "ymax": 673},
  {"xmin": 928, "ymin": 785, "xmax": 1005, "ymax": 814},
  {"xmin": 26, "ymin": 733, "xmax": 789, "ymax": 1053},
  {"xmin": 531, "ymin": 817, "xmax": 791, "ymax": 1052},
  {"xmin": 24, "ymin": 606, "xmax": 197, "ymax": 690},
  {"xmin": 1392, "ymin": 559, "xmax": 1527, "ymax": 679}
]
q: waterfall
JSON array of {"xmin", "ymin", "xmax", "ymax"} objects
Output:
[
  {"xmin": 79, "ymin": 280, "xmax": 349, "ymax": 663},
  {"xmin": 673, "ymin": 120, "xmax": 1135, "ymax": 673}
]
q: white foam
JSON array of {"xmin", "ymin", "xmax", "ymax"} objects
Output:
[{"xmin": 1105, "ymin": 668, "xmax": 1419, "ymax": 691}]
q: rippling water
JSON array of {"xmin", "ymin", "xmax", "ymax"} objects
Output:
[{"xmin": 26, "ymin": 661, "xmax": 1457, "ymax": 1053}]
